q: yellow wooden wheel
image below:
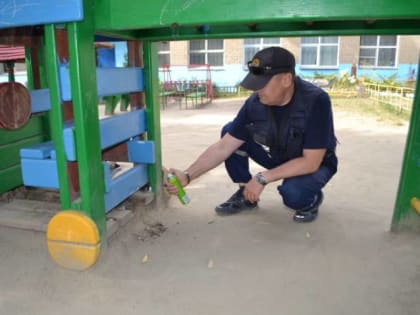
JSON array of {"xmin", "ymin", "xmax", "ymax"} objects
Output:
[
  {"xmin": 47, "ymin": 211, "xmax": 101, "ymax": 271},
  {"xmin": 410, "ymin": 197, "xmax": 420, "ymax": 215}
]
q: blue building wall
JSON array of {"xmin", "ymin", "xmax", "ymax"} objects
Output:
[
  {"xmin": 158, "ymin": 63, "xmax": 418, "ymax": 88},
  {"xmin": 114, "ymin": 41, "xmax": 418, "ymax": 88},
  {"xmin": 297, "ymin": 64, "xmax": 418, "ymax": 82}
]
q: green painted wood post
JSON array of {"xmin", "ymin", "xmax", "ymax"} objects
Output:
[
  {"xmin": 6, "ymin": 62, "xmax": 15, "ymax": 82},
  {"xmin": 143, "ymin": 41, "xmax": 163, "ymax": 198},
  {"xmin": 44, "ymin": 25, "xmax": 73, "ymax": 209},
  {"xmin": 391, "ymin": 56, "xmax": 420, "ymax": 231},
  {"xmin": 24, "ymin": 48, "xmax": 34, "ymax": 90},
  {"xmin": 67, "ymin": 0, "xmax": 106, "ymax": 239}
]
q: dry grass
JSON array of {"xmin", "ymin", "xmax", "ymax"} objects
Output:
[{"xmin": 331, "ymin": 97, "xmax": 411, "ymax": 126}]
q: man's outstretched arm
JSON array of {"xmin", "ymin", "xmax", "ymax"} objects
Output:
[{"xmin": 167, "ymin": 133, "xmax": 244, "ymax": 189}]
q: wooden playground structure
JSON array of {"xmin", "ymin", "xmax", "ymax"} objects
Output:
[
  {"xmin": 160, "ymin": 64, "xmax": 213, "ymax": 109},
  {"xmin": 0, "ymin": 0, "xmax": 420, "ymax": 270}
]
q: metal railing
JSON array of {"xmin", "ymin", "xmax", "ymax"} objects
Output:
[{"xmin": 363, "ymin": 82, "xmax": 415, "ymax": 113}]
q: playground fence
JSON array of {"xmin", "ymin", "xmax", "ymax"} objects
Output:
[{"xmin": 363, "ymin": 82, "xmax": 415, "ymax": 113}]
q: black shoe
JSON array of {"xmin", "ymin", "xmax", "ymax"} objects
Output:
[
  {"xmin": 215, "ymin": 188, "xmax": 257, "ymax": 216},
  {"xmin": 293, "ymin": 191, "xmax": 324, "ymax": 223}
]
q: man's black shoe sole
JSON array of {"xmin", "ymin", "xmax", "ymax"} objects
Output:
[
  {"xmin": 292, "ymin": 191, "xmax": 323, "ymax": 223},
  {"xmin": 215, "ymin": 202, "xmax": 258, "ymax": 216},
  {"xmin": 293, "ymin": 210, "xmax": 318, "ymax": 223}
]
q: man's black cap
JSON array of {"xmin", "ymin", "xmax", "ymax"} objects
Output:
[{"xmin": 241, "ymin": 46, "xmax": 296, "ymax": 91}]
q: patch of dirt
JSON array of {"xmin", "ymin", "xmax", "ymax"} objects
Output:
[
  {"xmin": 0, "ymin": 186, "xmax": 48, "ymax": 203},
  {"xmin": 133, "ymin": 222, "xmax": 167, "ymax": 242}
]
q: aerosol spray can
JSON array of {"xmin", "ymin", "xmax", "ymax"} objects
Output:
[{"xmin": 167, "ymin": 173, "xmax": 190, "ymax": 205}]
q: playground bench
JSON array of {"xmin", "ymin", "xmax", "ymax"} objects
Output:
[
  {"xmin": 159, "ymin": 90, "xmax": 177, "ymax": 109},
  {"xmin": 184, "ymin": 91, "xmax": 207, "ymax": 109}
]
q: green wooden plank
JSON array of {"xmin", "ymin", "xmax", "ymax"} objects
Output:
[
  {"xmin": 25, "ymin": 47, "xmax": 35, "ymax": 90},
  {"xmin": 67, "ymin": 0, "xmax": 106, "ymax": 240},
  {"xmin": 143, "ymin": 41, "xmax": 163, "ymax": 199},
  {"xmin": 95, "ymin": 30, "xmax": 140, "ymax": 41},
  {"xmin": 0, "ymin": 135, "xmax": 46, "ymax": 170},
  {"xmin": 0, "ymin": 116, "xmax": 47, "ymax": 145},
  {"xmin": 392, "ymin": 62, "xmax": 420, "ymax": 231},
  {"xmin": 95, "ymin": 0, "xmax": 420, "ymax": 31},
  {"xmin": 0, "ymin": 165, "xmax": 23, "ymax": 194},
  {"xmin": 132, "ymin": 20, "xmax": 420, "ymax": 41},
  {"xmin": 44, "ymin": 25, "xmax": 73, "ymax": 209}
]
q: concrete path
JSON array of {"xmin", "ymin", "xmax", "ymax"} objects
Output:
[{"xmin": 1, "ymin": 98, "xmax": 419, "ymax": 315}]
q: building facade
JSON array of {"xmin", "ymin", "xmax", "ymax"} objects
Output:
[
  {"xmin": 2, "ymin": 35, "xmax": 419, "ymax": 88},
  {"xmin": 158, "ymin": 35, "xmax": 420, "ymax": 88}
]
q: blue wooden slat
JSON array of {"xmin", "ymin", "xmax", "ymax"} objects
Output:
[
  {"xmin": 30, "ymin": 89, "xmax": 51, "ymax": 113},
  {"xmin": 100, "ymin": 162, "xmax": 116, "ymax": 193},
  {"xmin": 99, "ymin": 109, "xmax": 146, "ymax": 148},
  {"xmin": 20, "ymin": 140, "xmax": 54, "ymax": 159},
  {"xmin": 96, "ymin": 68, "xmax": 144, "ymax": 96},
  {"xmin": 62, "ymin": 109, "xmax": 147, "ymax": 161},
  {"xmin": 0, "ymin": 0, "xmax": 83, "ymax": 29},
  {"xmin": 20, "ymin": 159, "xmax": 59, "ymax": 189},
  {"xmin": 59, "ymin": 65, "xmax": 144, "ymax": 101},
  {"xmin": 103, "ymin": 162, "xmax": 111, "ymax": 193},
  {"xmin": 62, "ymin": 127, "xmax": 76, "ymax": 161},
  {"xmin": 104, "ymin": 164, "xmax": 148, "ymax": 212},
  {"xmin": 127, "ymin": 140, "xmax": 155, "ymax": 164}
]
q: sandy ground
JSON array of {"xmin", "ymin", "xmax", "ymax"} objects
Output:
[{"xmin": 1, "ymin": 98, "xmax": 420, "ymax": 315}]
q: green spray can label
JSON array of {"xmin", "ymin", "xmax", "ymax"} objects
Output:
[{"xmin": 167, "ymin": 173, "xmax": 190, "ymax": 205}]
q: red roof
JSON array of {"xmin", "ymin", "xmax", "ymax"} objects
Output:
[{"xmin": 0, "ymin": 45, "xmax": 25, "ymax": 62}]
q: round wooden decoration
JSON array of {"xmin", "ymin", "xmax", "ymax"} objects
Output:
[{"xmin": 0, "ymin": 82, "xmax": 31, "ymax": 130}]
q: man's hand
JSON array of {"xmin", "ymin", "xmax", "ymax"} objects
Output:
[
  {"xmin": 243, "ymin": 176, "xmax": 265, "ymax": 203},
  {"xmin": 164, "ymin": 168, "xmax": 189, "ymax": 195}
]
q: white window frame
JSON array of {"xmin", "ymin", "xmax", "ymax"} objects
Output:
[
  {"xmin": 358, "ymin": 35, "xmax": 399, "ymax": 69},
  {"xmin": 157, "ymin": 41, "xmax": 170, "ymax": 68},
  {"xmin": 189, "ymin": 39, "xmax": 224, "ymax": 68},
  {"xmin": 243, "ymin": 38, "xmax": 281, "ymax": 66},
  {"xmin": 300, "ymin": 36, "xmax": 339, "ymax": 69}
]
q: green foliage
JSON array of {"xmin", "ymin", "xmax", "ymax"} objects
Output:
[
  {"xmin": 377, "ymin": 73, "xmax": 400, "ymax": 86},
  {"xmin": 307, "ymin": 71, "xmax": 358, "ymax": 89},
  {"xmin": 360, "ymin": 73, "xmax": 402, "ymax": 87},
  {"xmin": 307, "ymin": 71, "xmax": 412, "ymax": 89},
  {"xmin": 332, "ymin": 73, "xmax": 358, "ymax": 88}
]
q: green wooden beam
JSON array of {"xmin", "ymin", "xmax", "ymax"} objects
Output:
[
  {"xmin": 95, "ymin": 30, "xmax": 141, "ymax": 41},
  {"xmin": 25, "ymin": 47, "xmax": 34, "ymax": 90},
  {"xmin": 95, "ymin": 0, "xmax": 420, "ymax": 32},
  {"xmin": 143, "ymin": 41, "xmax": 163, "ymax": 199},
  {"xmin": 0, "ymin": 116, "xmax": 46, "ymax": 144},
  {"xmin": 0, "ymin": 115, "xmax": 48, "ymax": 194},
  {"xmin": 126, "ymin": 20, "xmax": 420, "ymax": 41},
  {"xmin": 44, "ymin": 25, "xmax": 73, "ymax": 209},
  {"xmin": 68, "ymin": 1, "xmax": 106, "ymax": 239},
  {"xmin": 0, "ymin": 166, "xmax": 22, "ymax": 193},
  {"xmin": 392, "ymin": 57, "xmax": 420, "ymax": 232}
]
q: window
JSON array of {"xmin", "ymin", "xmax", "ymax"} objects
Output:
[
  {"xmin": 158, "ymin": 42, "xmax": 170, "ymax": 67},
  {"xmin": 243, "ymin": 38, "xmax": 281, "ymax": 65},
  {"xmin": 359, "ymin": 36, "xmax": 398, "ymax": 68},
  {"xmin": 189, "ymin": 39, "xmax": 224, "ymax": 66},
  {"xmin": 301, "ymin": 36, "xmax": 339, "ymax": 68}
]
